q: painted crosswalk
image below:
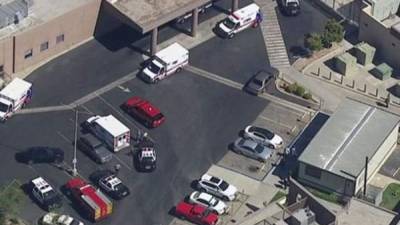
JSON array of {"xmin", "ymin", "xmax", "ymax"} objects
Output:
[{"xmin": 254, "ymin": 0, "xmax": 290, "ymax": 69}]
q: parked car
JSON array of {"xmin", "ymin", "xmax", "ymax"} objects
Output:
[
  {"xmin": 136, "ymin": 138, "xmax": 157, "ymax": 172},
  {"xmin": 232, "ymin": 138, "xmax": 273, "ymax": 162},
  {"xmin": 89, "ymin": 170, "xmax": 130, "ymax": 200},
  {"xmin": 188, "ymin": 191, "xmax": 229, "ymax": 215},
  {"xmin": 16, "ymin": 147, "xmax": 64, "ymax": 165},
  {"xmin": 244, "ymin": 70, "xmax": 274, "ymax": 95},
  {"xmin": 40, "ymin": 212, "xmax": 84, "ymax": 225},
  {"xmin": 197, "ymin": 174, "xmax": 237, "ymax": 201},
  {"xmin": 30, "ymin": 177, "xmax": 63, "ymax": 211},
  {"xmin": 243, "ymin": 125, "xmax": 283, "ymax": 149},
  {"xmin": 280, "ymin": 0, "xmax": 300, "ymax": 16},
  {"xmin": 122, "ymin": 96, "xmax": 165, "ymax": 128},
  {"xmin": 175, "ymin": 201, "xmax": 219, "ymax": 225},
  {"xmin": 77, "ymin": 134, "xmax": 112, "ymax": 164}
]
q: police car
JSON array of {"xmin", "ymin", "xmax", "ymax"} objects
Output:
[
  {"xmin": 89, "ymin": 170, "xmax": 130, "ymax": 200},
  {"xmin": 30, "ymin": 177, "xmax": 62, "ymax": 211},
  {"xmin": 137, "ymin": 138, "xmax": 157, "ymax": 172}
]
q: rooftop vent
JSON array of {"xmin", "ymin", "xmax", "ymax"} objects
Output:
[{"xmin": 0, "ymin": 0, "xmax": 29, "ymax": 29}]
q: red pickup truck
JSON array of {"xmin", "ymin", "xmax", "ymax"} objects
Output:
[
  {"xmin": 122, "ymin": 96, "xmax": 165, "ymax": 128},
  {"xmin": 175, "ymin": 201, "xmax": 219, "ymax": 225}
]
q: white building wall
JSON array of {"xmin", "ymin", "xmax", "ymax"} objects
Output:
[
  {"xmin": 356, "ymin": 124, "xmax": 399, "ymax": 193},
  {"xmin": 298, "ymin": 163, "xmax": 352, "ymax": 195}
]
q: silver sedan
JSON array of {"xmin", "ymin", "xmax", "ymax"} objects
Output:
[{"xmin": 232, "ymin": 138, "xmax": 273, "ymax": 162}]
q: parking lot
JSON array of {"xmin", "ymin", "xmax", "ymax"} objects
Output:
[{"xmin": 0, "ymin": 0, "xmax": 324, "ymax": 224}]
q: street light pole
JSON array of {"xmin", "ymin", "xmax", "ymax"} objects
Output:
[{"xmin": 72, "ymin": 110, "xmax": 78, "ymax": 176}]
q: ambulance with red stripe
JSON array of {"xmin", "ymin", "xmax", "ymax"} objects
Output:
[
  {"xmin": 65, "ymin": 178, "xmax": 112, "ymax": 222},
  {"xmin": 141, "ymin": 43, "xmax": 189, "ymax": 83},
  {"xmin": 216, "ymin": 3, "xmax": 262, "ymax": 39},
  {"xmin": 0, "ymin": 78, "xmax": 32, "ymax": 121}
]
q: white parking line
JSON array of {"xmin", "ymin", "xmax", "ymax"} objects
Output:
[
  {"xmin": 258, "ymin": 115, "xmax": 292, "ymax": 130},
  {"xmin": 57, "ymin": 131, "xmax": 73, "ymax": 144},
  {"xmin": 393, "ymin": 167, "xmax": 400, "ymax": 177}
]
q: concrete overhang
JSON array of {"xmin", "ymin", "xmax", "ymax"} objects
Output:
[{"xmin": 107, "ymin": 0, "xmax": 213, "ymax": 33}]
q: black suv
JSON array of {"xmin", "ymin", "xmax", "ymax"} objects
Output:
[
  {"xmin": 89, "ymin": 170, "xmax": 130, "ymax": 200},
  {"xmin": 136, "ymin": 138, "xmax": 156, "ymax": 172},
  {"xmin": 16, "ymin": 147, "xmax": 64, "ymax": 164},
  {"xmin": 77, "ymin": 134, "xmax": 112, "ymax": 164}
]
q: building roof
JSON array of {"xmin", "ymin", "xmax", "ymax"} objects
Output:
[
  {"xmin": 107, "ymin": 0, "xmax": 211, "ymax": 33},
  {"xmin": 0, "ymin": 0, "xmax": 95, "ymax": 41},
  {"xmin": 338, "ymin": 198, "xmax": 396, "ymax": 225},
  {"xmin": 299, "ymin": 99, "xmax": 400, "ymax": 180}
]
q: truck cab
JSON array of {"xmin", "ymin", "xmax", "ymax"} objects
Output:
[
  {"xmin": 0, "ymin": 78, "xmax": 32, "ymax": 121},
  {"xmin": 141, "ymin": 43, "xmax": 189, "ymax": 83},
  {"xmin": 216, "ymin": 3, "xmax": 262, "ymax": 38}
]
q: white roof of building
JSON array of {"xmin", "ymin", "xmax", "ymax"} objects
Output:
[
  {"xmin": 299, "ymin": 99, "xmax": 400, "ymax": 180},
  {"xmin": 93, "ymin": 115, "xmax": 130, "ymax": 137},
  {"xmin": 0, "ymin": 78, "xmax": 31, "ymax": 101},
  {"xmin": 155, "ymin": 42, "xmax": 188, "ymax": 62}
]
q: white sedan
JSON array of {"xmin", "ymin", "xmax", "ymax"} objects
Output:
[
  {"xmin": 41, "ymin": 213, "xmax": 84, "ymax": 225},
  {"xmin": 188, "ymin": 191, "xmax": 229, "ymax": 215},
  {"xmin": 197, "ymin": 173, "xmax": 238, "ymax": 201},
  {"xmin": 243, "ymin": 125, "xmax": 283, "ymax": 149}
]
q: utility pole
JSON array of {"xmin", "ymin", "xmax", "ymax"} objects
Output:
[{"xmin": 72, "ymin": 110, "xmax": 78, "ymax": 176}]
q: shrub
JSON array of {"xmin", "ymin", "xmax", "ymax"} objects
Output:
[
  {"xmin": 304, "ymin": 33, "xmax": 323, "ymax": 52},
  {"xmin": 324, "ymin": 19, "xmax": 344, "ymax": 43},
  {"xmin": 303, "ymin": 92, "xmax": 312, "ymax": 100},
  {"xmin": 294, "ymin": 85, "xmax": 306, "ymax": 97},
  {"xmin": 285, "ymin": 83, "xmax": 298, "ymax": 93}
]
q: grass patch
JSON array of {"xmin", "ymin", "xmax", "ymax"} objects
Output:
[
  {"xmin": 380, "ymin": 183, "xmax": 400, "ymax": 210},
  {"xmin": 269, "ymin": 191, "xmax": 287, "ymax": 204},
  {"xmin": 307, "ymin": 187, "xmax": 340, "ymax": 204}
]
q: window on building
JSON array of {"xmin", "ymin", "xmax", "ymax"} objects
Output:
[
  {"xmin": 305, "ymin": 165, "xmax": 322, "ymax": 179},
  {"xmin": 24, "ymin": 49, "xmax": 33, "ymax": 59},
  {"xmin": 40, "ymin": 41, "xmax": 49, "ymax": 52},
  {"xmin": 56, "ymin": 34, "xmax": 64, "ymax": 44}
]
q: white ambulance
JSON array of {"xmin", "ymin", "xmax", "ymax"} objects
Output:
[
  {"xmin": 0, "ymin": 78, "xmax": 32, "ymax": 121},
  {"xmin": 216, "ymin": 3, "xmax": 262, "ymax": 39},
  {"xmin": 85, "ymin": 115, "xmax": 130, "ymax": 152},
  {"xmin": 141, "ymin": 43, "xmax": 189, "ymax": 83}
]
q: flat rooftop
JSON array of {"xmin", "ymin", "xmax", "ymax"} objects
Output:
[
  {"xmin": 0, "ymin": 0, "xmax": 94, "ymax": 41},
  {"xmin": 299, "ymin": 99, "xmax": 400, "ymax": 180},
  {"xmin": 108, "ymin": 0, "xmax": 211, "ymax": 33},
  {"xmin": 338, "ymin": 198, "xmax": 396, "ymax": 225}
]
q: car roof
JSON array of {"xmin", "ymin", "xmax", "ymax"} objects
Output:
[
  {"xmin": 201, "ymin": 173, "xmax": 221, "ymax": 185},
  {"xmin": 248, "ymin": 126, "xmax": 273, "ymax": 135},
  {"xmin": 80, "ymin": 133, "xmax": 102, "ymax": 146},
  {"xmin": 198, "ymin": 192, "xmax": 213, "ymax": 201},
  {"xmin": 254, "ymin": 70, "xmax": 273, "ymax": 81},
  {"xmin": 241, "ymin": 139, "xmax": 258, "ymax": 149},
  {"xmin": 125, "ymin": 96, "xmax": 162, "ymax": 118}
]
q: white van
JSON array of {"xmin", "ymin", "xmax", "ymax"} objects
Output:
[
  {"xmin": 141, "ymin": 43, "xmax": 189, "ymax": 83},
  {"xmin": 216, "ymin": 3, "xmax": 262, "ymax": 38},
  {"xmin": 86, "ymin": 115, "xmax": 130, "ymax": 152},
  {"xmin": 0, "ymin": 78, "xmax": 32, "ymax": 121}
]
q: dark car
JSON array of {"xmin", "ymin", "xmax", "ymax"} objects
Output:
[
  {"xmin": 244, "ymin": 70, "xmax": 274, "ymax": 95},
  {"xmin": 280, "ymin": 0, "xmax": 300, "ymax": 16},
  {"xmin": 136, "ymin": 138, "xmax": 157, "ymax": 172},
  {"xmin": 77, "ymin": 134, "xmax": 112, "ymax": 164},
  {"xmin": 16, "ymin": 147, "xmax": 64, "ymax": 164},
  {"xmin": 89, "ymin": 170, "xmax": 130, "ymax": 200}
]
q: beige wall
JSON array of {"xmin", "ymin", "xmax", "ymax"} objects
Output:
[
  {"xmin": 0, "ymin": 0, "xmax": 102, "ymax": 75},
  {"xmin": 358, "ymin": 8, "xmax": 400, "ymax": 70},
  {"xmin": 355, "ymin": 124, "xmax": 398, "ymax": 193}
]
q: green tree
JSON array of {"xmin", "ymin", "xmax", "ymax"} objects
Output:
[
  {"xmin": 304, "ymin": 33, "xmax": 323, "ymax": 52},
  {"xmin": 323, "ymin": 19, "xmax": 344, "ymax": 44}
]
